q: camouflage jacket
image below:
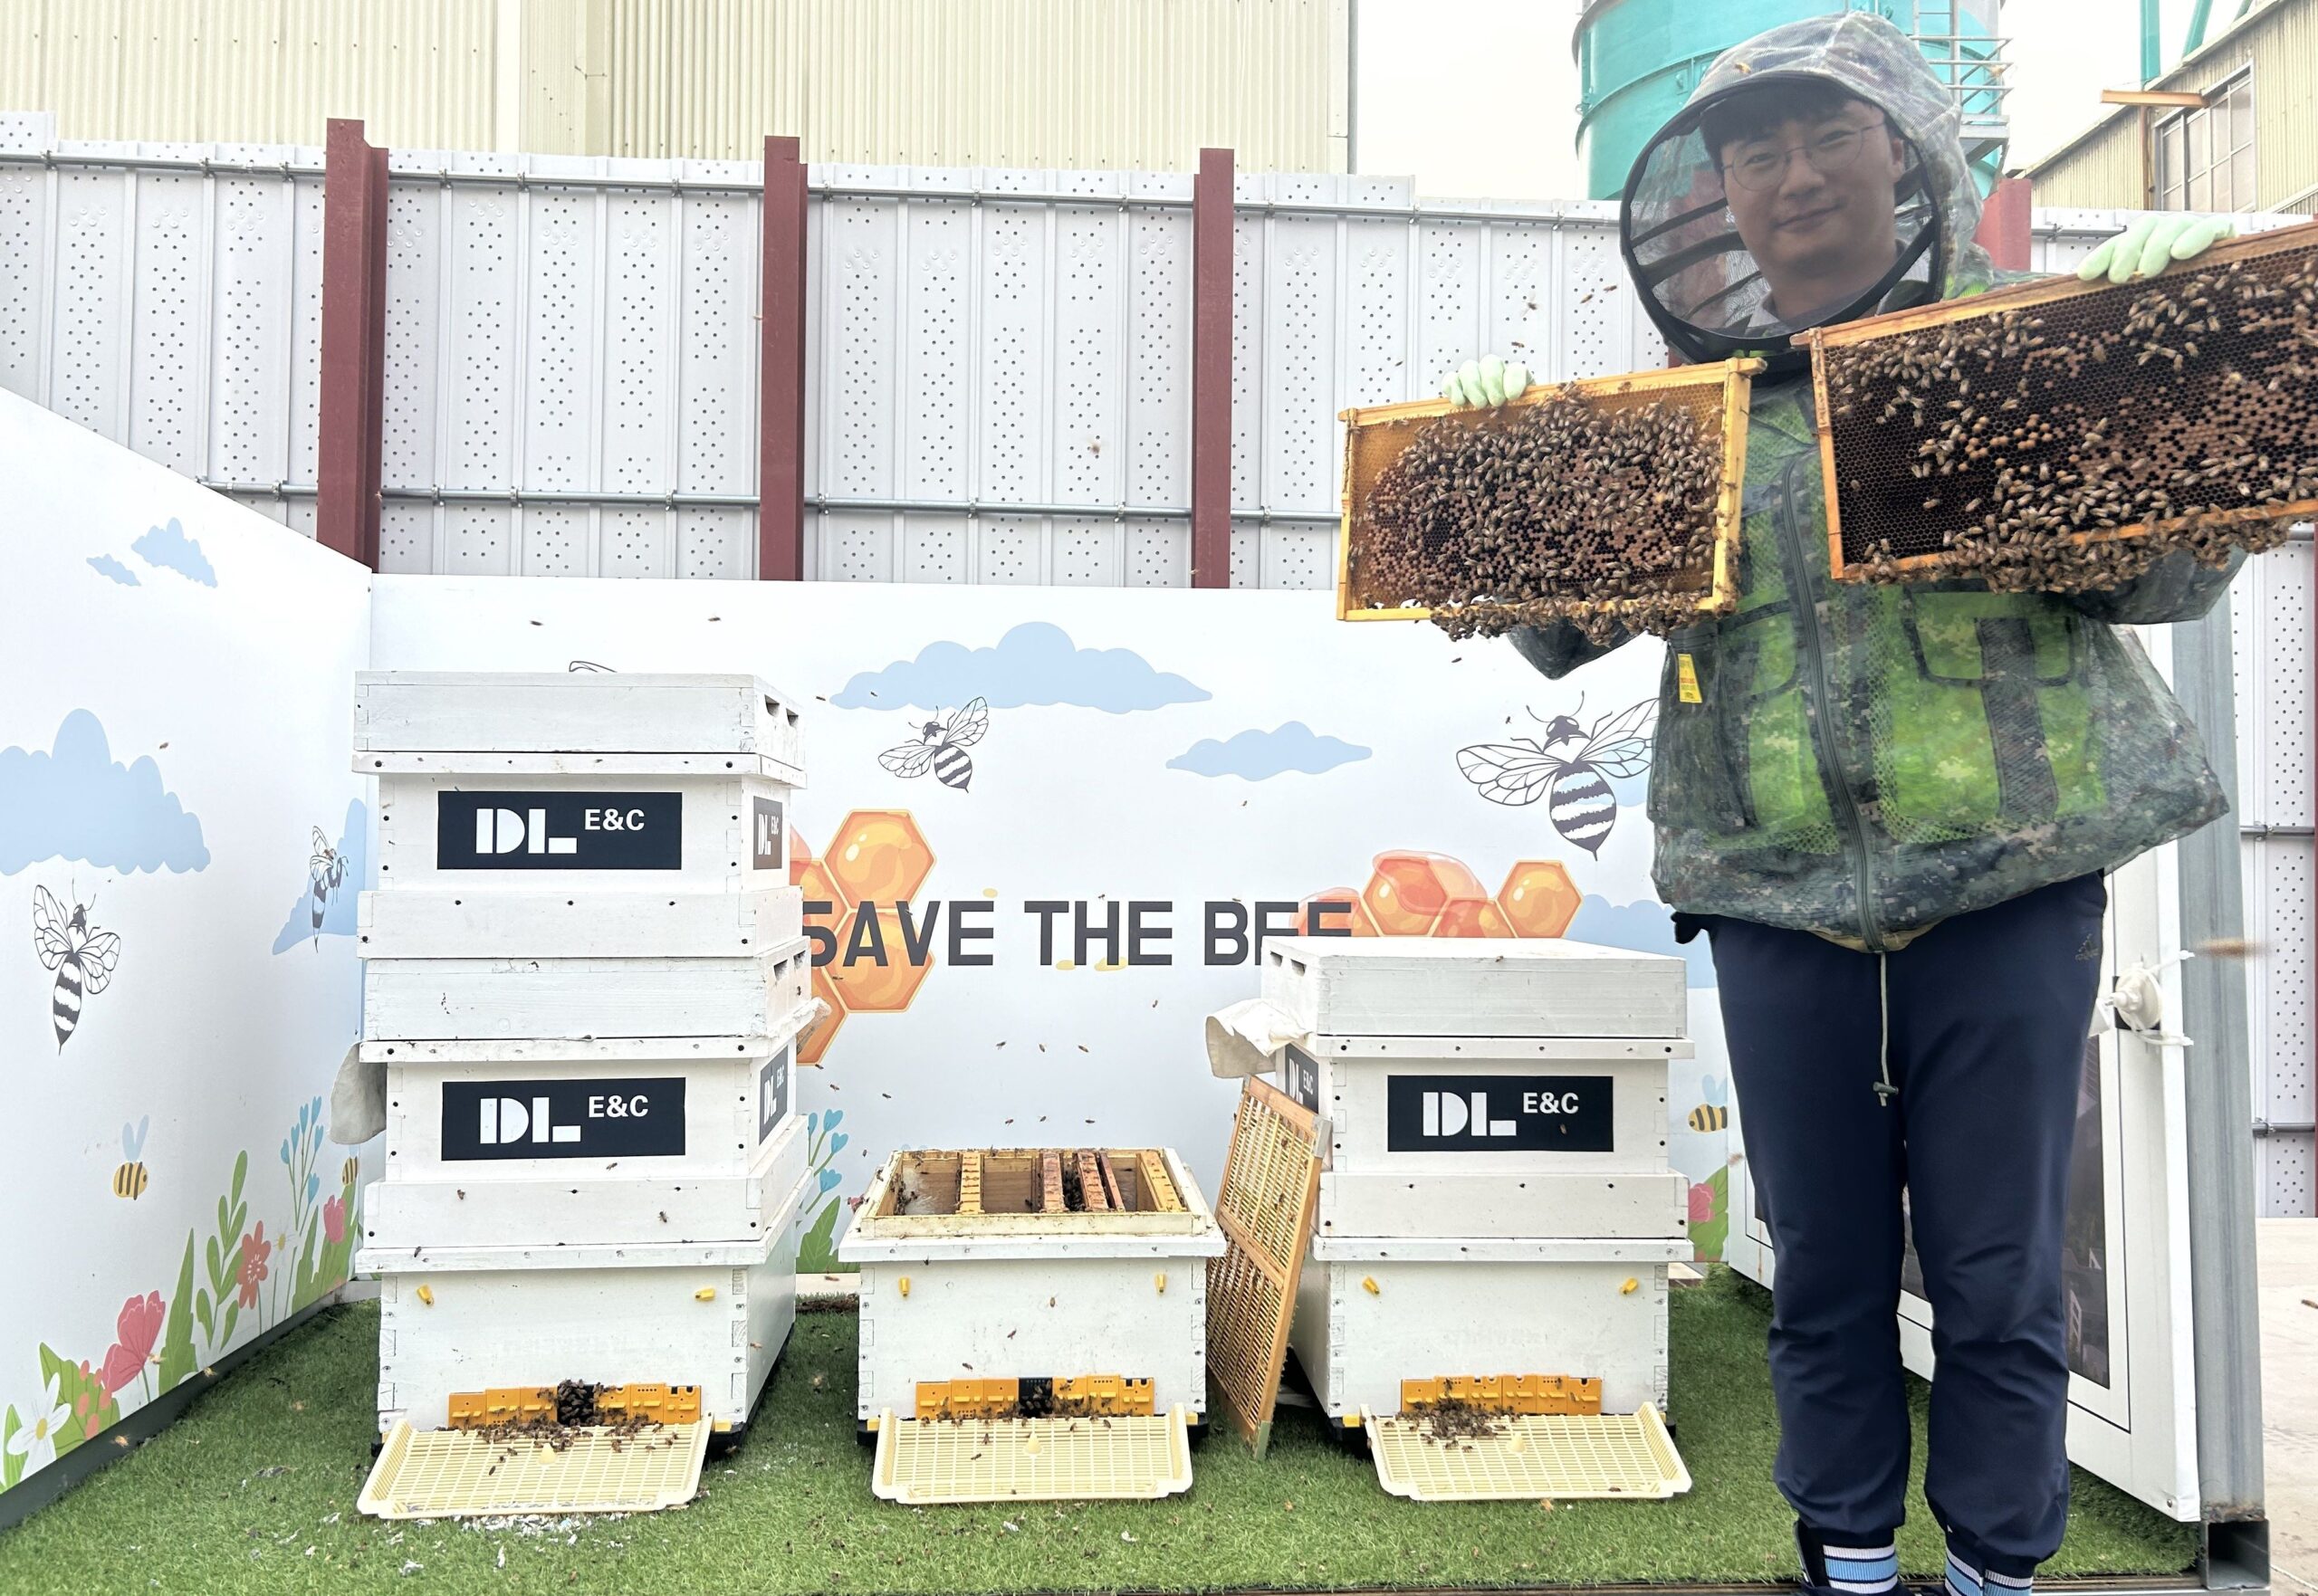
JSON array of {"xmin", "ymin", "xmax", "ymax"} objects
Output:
[{"xmin": 1510, "ymin": 366, "xmax": 2237, "ymax": 950}]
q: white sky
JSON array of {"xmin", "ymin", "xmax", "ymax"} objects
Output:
[{"xmin": 1354, "ymin": 0, "xmax": 2210, "ymax": 202}]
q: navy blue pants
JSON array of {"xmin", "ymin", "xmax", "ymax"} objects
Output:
[{"xmin": 1702, "ymin": 872, "xmax": 2108, "ymax": 1579}]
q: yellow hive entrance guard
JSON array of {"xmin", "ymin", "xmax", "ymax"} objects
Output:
[
  {"xmin": 870, "ymin": 1405, "xmax": 1194, "ymax": 1505},
  {"xmin": 1361, "ymin": 1402, "xmax": 1691, "ymax": 1504},
  {"xmin": 358, "ymin": 1419, "xmax": 712, "ymax": 1519}
]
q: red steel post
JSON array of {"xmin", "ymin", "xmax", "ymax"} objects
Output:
[
  {"xmin": 1974, "ymin": 174, "xmax": 2034, "ymax": 272},
  {"xmin": 317, "ymin": 119, "xmax": 388, "ymax": 568},
  {"xmin": 759, "ymin": 136, "xmax": 809, "ymax": 581},
  {"xmin": 1191, "ymin": 147, "xmax": 1235, "ymax": 588}
]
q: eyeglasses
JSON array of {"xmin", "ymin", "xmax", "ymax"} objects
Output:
[{"xmin": 1721, "ymin": 118, "xmax": 1890, "ymax": 193}]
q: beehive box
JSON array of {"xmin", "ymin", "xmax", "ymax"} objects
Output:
[
  {"xmin": 840, "ymin": 1148, "xmax": 1225, "ymax": 1428},
  {"xmin": 1812, "ymin": 219, "xmax": 2318, "ymax": 588},
  {"xmin": 359, "ymin": 1167, "xmax": 813, "ymax": 1437},
  {"xmin": 1288, "ymin": 1236, "xmax": 1689, "ymax": 1423},
  {"xmin": 1260, "ymin": 936, "xmax": 1687, "ymax": 1040},
  {"xmin": 367, "ymin": 1014, "xmax": 813, "ymax": 1198},
  {"xmin": 362, "ymin": 937, "xmax": 814, "ymax": 1042},
  {"xmin": 1278, "ymin": 1034, "xmax": 1691, "ymax": 1241},
  {"xmin": 364, "ymin": 1019, "xmax": 810, "ymax": 1247},
  {"xmin": 1336, "ymin": 359, "xmax": 1762, "ymax": 636}
]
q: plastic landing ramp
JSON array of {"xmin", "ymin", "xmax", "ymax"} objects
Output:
[
  {"xmin": 870, "ymin": 1404, "xmax": 1194, "ymax": 1505},
  {"xmin": 358, "ymin": 1419, "xmax": 712, "ymax": 1519},
  {"xmin": 1362, "ymin": 1402, "xmax": 1691, "ymax": 1503}
]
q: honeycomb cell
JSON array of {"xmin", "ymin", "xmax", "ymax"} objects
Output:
[
  {"xmin": 1497, "ymin": 859, "xmax": 1581, "ymax": 938},
  {"xmin": 800, "ymin": 964, "xmax": 848, "ymax": 1065},
  {"xmin": 828, "ymin": 810, "xmax": 936, "ymax": 904},
  {"xmin": 1363, "ymin": 851, "xmax": 1489, "ymax": 937},
  {"xmin": 1298, "ymin": 888, "xmax": 1378, "ymax": 938},
  {"xmin": 829, "ymin": 905, "xmax": 934, "ymax": 1013},
  {"xmin": 788, "ymin": 831, "xmax": 815, "ymax": 889},
  {"xmin": 1432, "ymin": 898, "xmax": 1515, "ymax": 938}
]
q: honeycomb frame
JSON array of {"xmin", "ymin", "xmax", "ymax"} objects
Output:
[
  {"xmin": 1809, "ymin": 219, "xmax": 2318, "ymax": 583},
  {"xmin": 1335, "ymin": 358, "xmax": 1764, "ymax": 626}
]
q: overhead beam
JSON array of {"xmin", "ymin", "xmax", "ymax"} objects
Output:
[{"xmin": 2102, "ymin": 89, "xmax": 2209, "ymax": 109}]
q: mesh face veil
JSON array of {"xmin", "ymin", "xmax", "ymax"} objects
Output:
[{"xmin": 1617, "ymin": 14, "xmax": 1992, "ymax": 374}]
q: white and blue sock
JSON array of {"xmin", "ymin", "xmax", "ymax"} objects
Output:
[{"xmin": 1947, "ymin": 1548, "xmax": 2034, "ymax": 1596}]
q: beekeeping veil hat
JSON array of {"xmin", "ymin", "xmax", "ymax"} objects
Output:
[{"xmin": 1619, "ymin": 11, "xmax": 1990, "ymax": 374}]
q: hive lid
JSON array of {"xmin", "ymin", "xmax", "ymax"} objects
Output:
[
  {"xmin": 358, "ymin": 1418, "xmax": 709, "ymax": 1518},
  {"xmin": 1261, "ymin": 936, "xmax": 1688, "ymax": 1041},
  {"xmin": 354, "ymin": 671, "xmax": 803, "ymax": 778},
  {"xmin": 1362, "ymin": 1402, "xmax": 1691, "ymax": 1502},
  {"xmin": 868, "ymin": 1406, "xmax": 1193, "ymax": 1505}
]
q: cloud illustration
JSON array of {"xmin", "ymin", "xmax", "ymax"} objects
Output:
[
  {"xmin": 831, "ymin": 622, "xmax": 1208, "ymax": 712},
  {"xmin": 1167, "ymin": 722, "xmax": 1371, "ymax": 780},
  {"xmin": 271, "ymin": 798, "xmax": 368, "ymax": 953},
  {"xmin": 87, "ymin": 555, "xmax": 139, "ymax": 586},
  {"xmin": 1566, "ymin": 894, "xmax": 1715, "ymax": 989},
  {"xmin": 0, "ymin": 711, "xmax": 209, "ymax": 874},
  {"xmin": 131, "ymin": 518, "xmax": 216, "ymax": 587}
]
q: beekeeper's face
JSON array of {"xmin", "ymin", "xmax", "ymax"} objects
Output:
[{"xmin": 1716, "ymin": 100, "xmax": 1909, "ymax": 297}]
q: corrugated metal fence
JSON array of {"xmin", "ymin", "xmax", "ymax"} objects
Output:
[{"xmin": 0, "ymin": 107, "xmax": 2308, "ymax": 1210}]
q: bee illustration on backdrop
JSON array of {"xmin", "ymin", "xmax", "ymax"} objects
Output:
[
  {"xmin": 306, "ymin": 827, "xmax": 348, "ymax": 944},
  {"xmin": 1688, "ymin": 1075, "xmax": 1729, "ymax": 1133},
  {"xmin": 112, "ymin": 1116, "xmax": 150, "ymax": 1200},
  {"xmin": 1456, "ymin": 695, "xmax": 1656, "ymax": 856},
  {"xmin": 880, "ymin": 698, "xmax": 990, "ymax": 792},
  {"xmin": 342, "ymin": 1154, "xmax": 361, "ymax": 1187},
  {"xmin": 567, "ymin": 660, "xmax": 616, "ymax": 674},
  {"xmin": 34, "ymin": 884, "xmax": 123, "ymax": 1051}
]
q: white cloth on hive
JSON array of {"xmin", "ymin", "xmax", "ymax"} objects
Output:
[
  {"xmin": 328, "ymin": 1040, "xmax": 386, "ymax": 1144},
  {"xmin": 1204, "ymin": 998, "xmax": 1306, "ymax": 1079}
]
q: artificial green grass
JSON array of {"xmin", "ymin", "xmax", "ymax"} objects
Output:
[{"xmin": 0, "ymin": 1270, "xmax": 2197, "ymax": 1594}]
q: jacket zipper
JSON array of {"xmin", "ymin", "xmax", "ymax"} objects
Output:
[{"xmin": 1775, "ymin": 456, "xmax": 1883, "ymax": 951}]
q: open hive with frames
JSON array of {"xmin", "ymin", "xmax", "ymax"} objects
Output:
[
  {"xmin": 1336, "ymin": 359, "xmax": 1763, "ymax": 643},
  {"xmin": 1811, "ymin": 220, "xmax": 2318, "ymax": 588}
]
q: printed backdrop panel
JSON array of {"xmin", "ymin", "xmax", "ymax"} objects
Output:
[
  {"xmin": 369, "ymin": 578, "xmax": 1732, "ymax": 1271},
  {"xmin": 0, "ymin": 390, "xmax": 371, "ymax": 1506}
]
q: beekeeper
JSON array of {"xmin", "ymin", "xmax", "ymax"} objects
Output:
[{"xmin": 1444, "ymin": 15, "xmax": 2240, "ymax": 1596}]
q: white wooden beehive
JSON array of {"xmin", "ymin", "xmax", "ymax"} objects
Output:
[
  {"xmin": 363, "ymin": 938, "xmax": 814, "ymax": 1043},
  {"xmin": 1260, "ymin": 935, "xmax": 1684, "ymax": 1039},
  {"xmin": 1288, "ymin": 1236, "xmax": 1688, "ymax": 1422},
  {"xmin": 356, "ymin": 673, "xmax": 804, "ymax": 896},
  {"xmin": 359, "ymin": 884, "xmax": 804, "ymax": 961},
  {"xmin": 840, "ymin": 1149, "xmax": 1225, "ymax": 1426},
  {"xmin": 359, "ymin": 1168, "xmax": 813, "ymax": 1438}
]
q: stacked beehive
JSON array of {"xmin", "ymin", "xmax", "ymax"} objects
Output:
[
  {"xmin": 1254, "ymin": 936, "xmax": 1694, "ymax": 1496},
  {"xmin": 350, "ymin": 672, "xmax": 819, "ymax": 1448}
]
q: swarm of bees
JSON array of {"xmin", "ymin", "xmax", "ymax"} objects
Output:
[
  {"xmin": 1352, "ymin": 387, "xmax": 1727, "ymax": 643},
  {"xmin": 1825, "ymin": 244, "xmax": 2318, "ymax": 590}
]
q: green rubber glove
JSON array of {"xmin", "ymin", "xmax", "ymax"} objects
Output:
[
  {"xmin": 2078, "ymin": 214, "xmax": 2237, "ymax": 284},
  {"xmin": 1441, "ymin": 355, "xmax": 1532, "ymax": 408}
]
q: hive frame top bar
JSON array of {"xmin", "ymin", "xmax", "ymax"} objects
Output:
[
  {"xmin": 843, "ymin": 1147, "xmax": 1221, "ymax": 1253},
  {"xmin": 1810, "ymin": 218, "xmax": 2318, "ymax": 351},
  {"xmin": 1335, "ymin": 358, "xmax": 1766, "ymax": 626},
  {"xmin": 1807, "ymin": 218, "xmax": 2318, "ymax": 580}
]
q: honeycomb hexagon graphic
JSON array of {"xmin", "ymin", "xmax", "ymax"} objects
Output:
[
  {"xmin": 827, "ymin": 810, "xmax": 936, "ymax": 904},
  {"xmin": 1496, "ymin": 859, "xmax": 1582, "ymax": 939},
  {"xmin": 828, "ymin": 905, "xmax": 934, "ymax": 1013},
  {"xmin": 1298, "ymin": 887, "xmax": 1378, "ymax": 937},
  {"xmin": 1363, "ymin": 850, "xmax": 1490, "ymax": 937},
  {"xmin": 1433, "ymin": 897, "xmax": 1515, "ymax": 938}
]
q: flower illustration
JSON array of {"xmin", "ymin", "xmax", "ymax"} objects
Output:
[
  {"xmin": 1689, "ymin": 1183, "xmax": 1717, "ymax": 1224},
  {"xmin": 5, "ymin": 1376, "xmax": 70, "ymax": 1472},
  {"xmin": 72, "ymin": 1363, "xmax": 99, "ymax": 1427},
  {"xmin": 101, "ymin": 1292, "xmax": 166, "ymax": 1395},
  {"xmin": 236, "ymin": 1222, "xmax": 272, "ymax": 1309},
  {"xmin": 322, "ymin": 1196, "xmax": 347, "ymax": 1245}
]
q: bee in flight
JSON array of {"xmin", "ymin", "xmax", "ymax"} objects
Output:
[
  {"xmin": 1688, "ymin": 1075, "xmax": 1729, "ymax": 1133},
  {"xmin": 342, "ymin": 1154, "xmax": 361, "ymax": 1187},
  {"xmin": 308, "ymin": 827, "xmax": 348, "ymax": 943},
  {"xmin": 1456, "ymin": 696, "xmax": 1656, "ymax": 856},
  {"xmin": 34, "ymin": 884, "xmax": 122, "ymax": 1051},
  {"xmin": 113, "ymin": 1116, "xmax": 150, "ymax": 1199},
  {"xmin": 880, "ymin": 698, "xmax": 990, "ymax": 792}
]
